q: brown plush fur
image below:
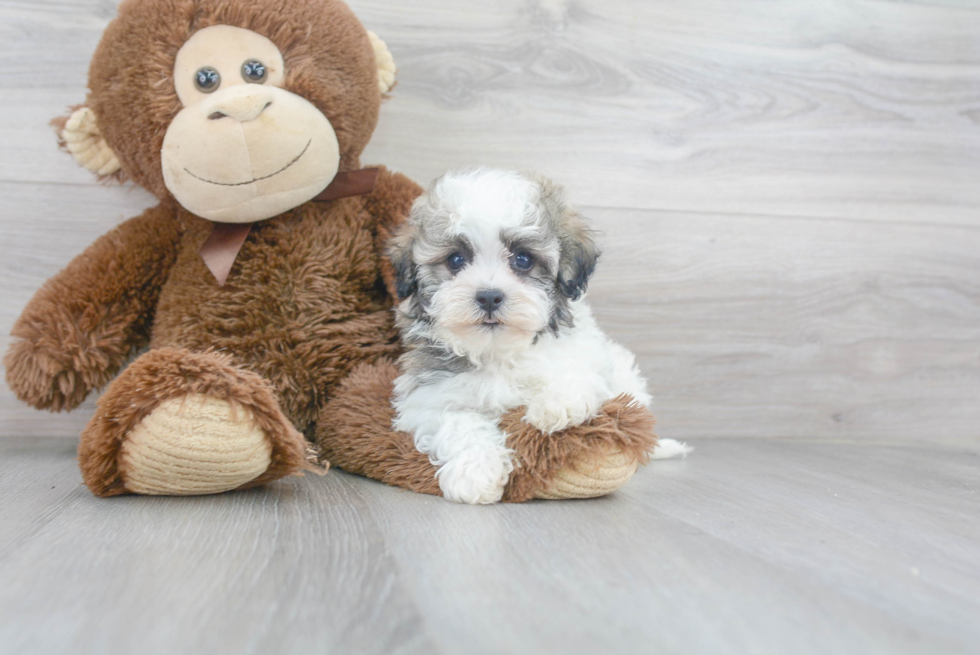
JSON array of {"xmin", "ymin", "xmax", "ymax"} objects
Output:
[
  {"xmin": 84, "ymin": 0, "xmax": 380, "ymax": 197},
  {"xmin": 5, "ymin": 204, "xmax": 182, "ymax": 411},
  {"xmin": 500, "ymin": 394, "xmax": 658, "ymax": 503},
  {"xmin": 6, "ymin": 0, "xmax": 418, "ymax": 496},
  {"xmin": 318, "ymin": 360, "xmax": 658, "ymax": 502},
  {"xmin": 317, "ymin": 360, "xmax": 442, "ymax": 496},
  {"xmin": 148, "ymin": 170, "xmax": 417, "ymax": 438},
  {"xmin": 6, "ymin": 0, "xmax": 657, "ymax": 499},
  {"xmin": 79, "ymin": 348, "xmax": 318, "ymax": 497}
]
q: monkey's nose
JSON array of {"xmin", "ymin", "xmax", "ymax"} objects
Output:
[
  {"xmin": 202, "ymin": 86, "xmax": 275, "ymax": 123},
  {"xmin": 475, "ymin": 289, "xmax": 505, "ymax": 314}
]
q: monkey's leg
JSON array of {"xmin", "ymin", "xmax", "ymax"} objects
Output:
[
  {"xmin": 498, "ymin": 395, "xmax": 657, "ymax": 502},
  {"xmin": 315, "ymin": 359, "xmax": 658, "ymax": 502},
  {"xmin": 78, "ymin": 348, "xmax": 319, "ymax": 497},
  {"xmin": 314, "ymin": 360, "xmax": 442, "ymax": 497}
]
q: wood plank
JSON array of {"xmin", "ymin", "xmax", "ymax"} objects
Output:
[
  {"xmin": 353, "ymin": 0, "xmax": 980, "ymax": 223},
  {"xmin": 4, "ymin": 189, "xmax": 977, "ymax": 442},
  {"xmin": 583, "ymin": 205, "xmax": 980, "ymax": 443},
  {"xmin": 1, "ymin": 1, "xmax": 978, "ymax": 440},
  {"xmin": 0, "ymin": 0, "xmax": 978, "ymax": 222},
  {"xmin": 0, "ymin": 438, "xmax": 440, "ymax": 655},
  {"xmin": 1, "ymin": 437, "xmax": 977, "ymax": 654},
  {"xmin": 361, "ymin": 438, "xmax": 980, "ymax": 655}
]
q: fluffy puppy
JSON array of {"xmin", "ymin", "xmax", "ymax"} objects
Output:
[{"xmin": 389, "ymin": 169, "xmax": 688, "ymax": 504}]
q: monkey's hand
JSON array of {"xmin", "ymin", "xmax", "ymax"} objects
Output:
[{"xmin": 4, "ymin": 204, "xmax": 181, "ymax": 411}]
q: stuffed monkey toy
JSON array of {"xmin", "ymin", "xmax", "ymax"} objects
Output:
[{"xmin": 4, "ymin": 0, "xmax": 656, "ymax": 500}]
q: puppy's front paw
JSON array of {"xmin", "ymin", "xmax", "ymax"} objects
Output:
[
  {"xmin": 437, "ymin": 447, "xmax": 513, "ymax": 505},
  {"xmin": 523, "ymin": 392, "xmax": 596, "ymax": 434}
]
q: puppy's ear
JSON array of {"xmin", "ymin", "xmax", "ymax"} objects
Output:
[
  {"xmin": 538, "ymin": 178, "xmax": 600, "ymax": 300},
  {"xmin": 387, "ymin": 221, "xmax": 418, "ymax": 300},
  {"xmin": 557, "ymin": 214, "xmax": 599, "ymax": 300}
]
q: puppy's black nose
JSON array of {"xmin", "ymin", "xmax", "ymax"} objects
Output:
[{"xmin": 475, "ymin": 288, "xmax": 505, "ymax": 314}]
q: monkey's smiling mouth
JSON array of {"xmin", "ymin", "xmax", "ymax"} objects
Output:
[{"xmin": 183, "ymin": 139, "xmax": 312, "ymax": 186}]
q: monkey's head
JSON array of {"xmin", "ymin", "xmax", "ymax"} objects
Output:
[{"xmin": 60, "ymin": 0, "xmax": 397, "ymax": 223}]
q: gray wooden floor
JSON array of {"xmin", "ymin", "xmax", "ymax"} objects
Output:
[
  {"xmin": 1, "ymin": 1, "xmax": 979, "ymax": 653},
  {"xmin": 1, "ymin": 437, "xmax": 978, "ymax": 655}
]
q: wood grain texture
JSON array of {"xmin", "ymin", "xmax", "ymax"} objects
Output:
[
  {"xmin": 6, "ymin": 0, "xmax": 976, "ymax": 222},
  {"xmin": 356, "ymin": 0, "xmax": 980, "ymax": 223},
  {"xmin": 1, "ymin": 437, "xmax": 978, "ymax": 654},
  {"xmin": 2, "ymin": 3, "xmax": 979, "ymax": 653},
  {"xmin": 1, "ymin": 0, "xmax": 978, "ymax": 442},
  {"xmin": 584, "ymin": 206, "xmax": 980, "ymax": 442}
]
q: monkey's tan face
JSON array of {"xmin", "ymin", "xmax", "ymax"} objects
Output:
[{"xmin": 161, "ymin": 25, "xmax": 341, "ymax": 223}]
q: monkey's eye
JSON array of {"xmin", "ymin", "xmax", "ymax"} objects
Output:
[
  {"xmin": 512, "ymin": 251, "xmax": 535, "ymax": 271},
  {"xmin": 194, "ymin": 67, "xmax": 221, "ymax": 93},
  {"xmin": 241, "ymin": 60, "xmax": 267, "ymax": 84},
  {"xmin": 446, "ymin": 252, "xmax": 468, "ymax": 272}
]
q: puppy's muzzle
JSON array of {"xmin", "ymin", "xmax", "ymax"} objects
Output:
[{"xmin": 475, "ymin": 288, "xmax": 505, "ymax": 319}]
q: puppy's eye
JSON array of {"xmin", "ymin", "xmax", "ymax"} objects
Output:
[
  {"xmin": 446, "ymin": 252, "xmax": 467, "ymax": 272},
  {"xmin": 512, "ymin": 251, "xmax": 535, "ymax": 271},
  {"xmin": 194, "ymin": 66, "xmax": 221, "ymax": 93},
  {"xmin": 241, "ymin": 60, "xmax": 267, "ymax": 84}
]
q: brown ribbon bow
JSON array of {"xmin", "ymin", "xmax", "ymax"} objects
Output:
[{"xmin": 198, "ymin": 167, "xmax": 380, "ymax": 286}]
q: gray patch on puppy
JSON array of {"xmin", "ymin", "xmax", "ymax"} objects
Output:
[
  {"xmin": 388, "ymin": 167, "xmax": 602, "ymax": 372},
  {"xmin": 398, "ymin": 341, "xmax": 473, "ymax": 386}
]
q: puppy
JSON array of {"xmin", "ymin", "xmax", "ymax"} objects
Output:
[{"xmin": 388, "ymin": 169, "xmax": 689, "ymax": 504}]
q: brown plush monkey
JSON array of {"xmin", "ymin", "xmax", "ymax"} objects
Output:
[{"xmin": 4, "ymin": 0, "xmax": 656, "ymax": 499}]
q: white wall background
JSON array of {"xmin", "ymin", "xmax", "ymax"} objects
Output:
[{"xmin": 1, "ymin": 0, "xmax": 978, "ymax": 442}]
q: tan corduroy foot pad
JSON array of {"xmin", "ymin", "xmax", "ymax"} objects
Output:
[
  {"xmin": 118, "ymin": 393, "xmax": 273, "ymax": 495},
  {"xmin": 533, "ymin": 447, "xmax": 640, "ymax": 500}
]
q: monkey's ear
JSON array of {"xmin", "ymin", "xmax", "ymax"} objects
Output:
[
  {"xmin": 387, "ymin": 223, "xmax": 418, "ymax": 300},
  {"xmin": 57, "ymin": 107, "xmax": 122, "ymax": 177},
  {"xmin": 367, "ymin": 31, "xmax": 397, "ymax": 95}
]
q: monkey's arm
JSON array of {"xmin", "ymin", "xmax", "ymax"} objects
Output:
[
  {"xmin": 362, "ymin": 166, "xmax": 423, "ymax": 300},
  {"xmin": 4, "ymin": 203, "xmax": 182, "ymax": 411}
]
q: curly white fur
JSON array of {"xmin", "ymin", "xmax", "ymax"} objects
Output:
[{"xmin": 390, "ymin": 169, "xmax": 689, "ymax": 504}]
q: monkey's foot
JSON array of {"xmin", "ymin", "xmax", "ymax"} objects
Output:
[
  {"xmin": 118, "ymin": 394, "xmax": 272, "ymax": 495},
  {"xmin": 531, "ymin": 446, "xmax": 640, "ymax": 500},
  {"xmin": 499, "ymin": 394, "xmax": 657, "ymax": 502},
  {"xmin": 79, "ymin": 348, "xmax": 321, "ymax": 497},
  {"xmin": 530, "ymin": 438, "xmax": 692, "ymax": 499}
]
